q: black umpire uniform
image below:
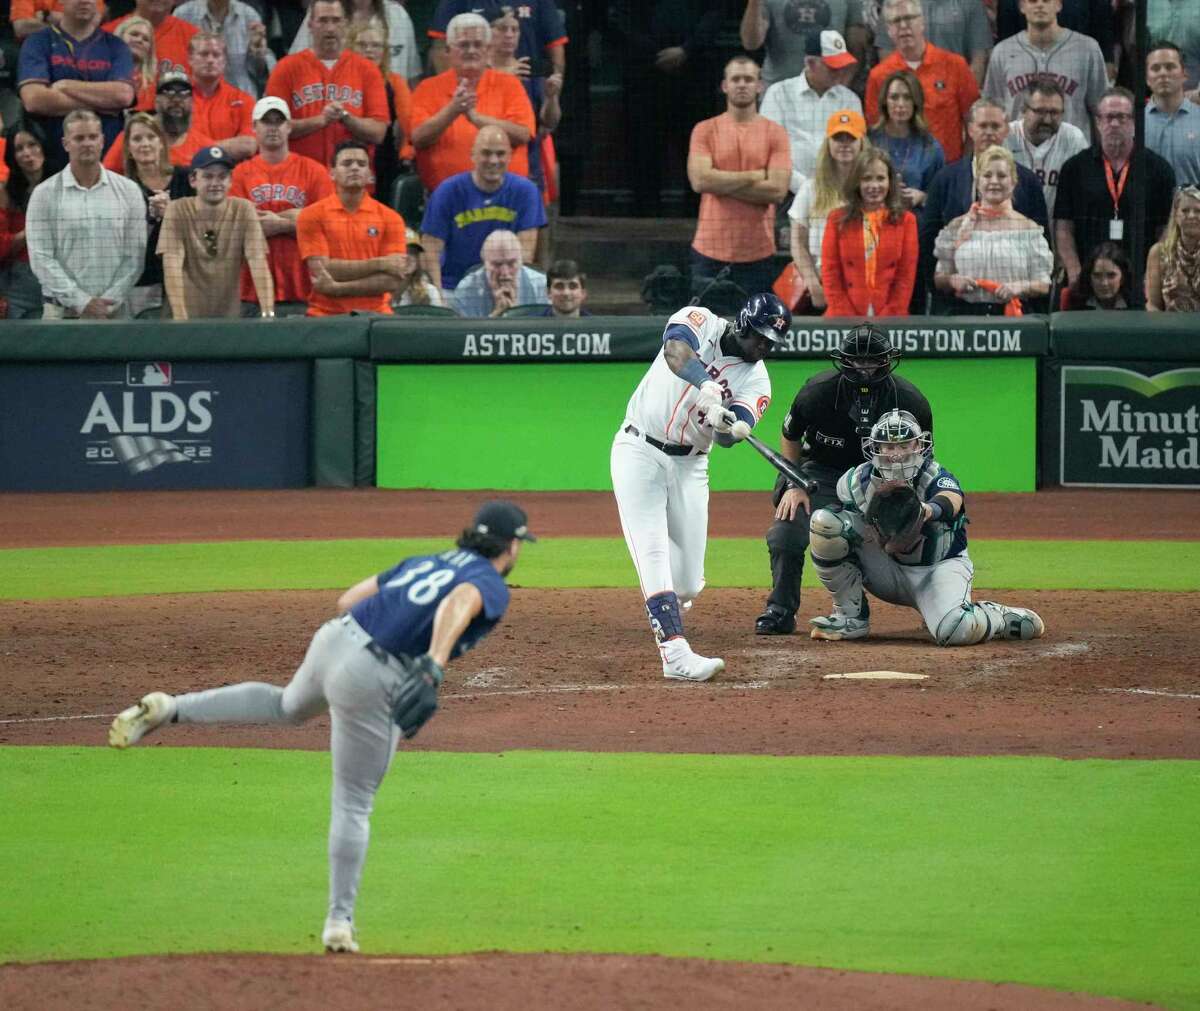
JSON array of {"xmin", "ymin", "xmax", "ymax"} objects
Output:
[{"xmin": 755, "ymin": 331, "xmax": 934, "ymax": 634}]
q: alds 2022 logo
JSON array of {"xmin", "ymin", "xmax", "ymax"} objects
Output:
[{"xmin": 80, "ymin": 363, "xmax": 217, "ymax": 470}]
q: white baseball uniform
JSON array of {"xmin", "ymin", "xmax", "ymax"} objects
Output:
[{"xmin": 610, "ymin": 305, "xmax": 772, "ymax": 604}]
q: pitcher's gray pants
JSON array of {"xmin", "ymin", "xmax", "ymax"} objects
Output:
[{"xmin": 174, "ymin": 614, "xmax": 402, "ymax": 924}]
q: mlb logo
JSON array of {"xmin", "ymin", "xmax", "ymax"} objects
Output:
[
  {"xmin": 127, "ymin": 362, "xmax": 173, "ymax": 386},
  {"xmin": 367, "ymin": 226, "xmax": 379, "ymax": 237}
]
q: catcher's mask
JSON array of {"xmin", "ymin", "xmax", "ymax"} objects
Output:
[
  {"xmin": 733, "ymin": 291, "xmax": 792, "ymax": 361},
  {"xmin": 831, "ymin": 323, "xmax": 901, "ymax": 385},
  {"xmin": 863, "ymin": 409, "xmax": 931, "ymax": 482}
]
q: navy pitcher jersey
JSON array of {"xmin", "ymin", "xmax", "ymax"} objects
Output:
[{"xmin": 351, "ymin": 548, "xmax": 510, "ymax": 661}]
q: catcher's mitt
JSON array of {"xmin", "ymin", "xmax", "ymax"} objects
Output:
[
  {"xmin": 865, "ymin": 480, "xmax": 925, "ymax": 555},
  {"xmin": 390, "ymin": 654, "xmax": 444, "ymax": 739}
]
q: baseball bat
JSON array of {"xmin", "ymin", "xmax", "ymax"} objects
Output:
[{"xmin": 743, "ymin": 433, "xmax": 818, "ymax": 494}]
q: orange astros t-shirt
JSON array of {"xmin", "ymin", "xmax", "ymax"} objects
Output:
[
  {"xmin": 13, "ymin": 0, "xmax": 106, "ymax": 21},
  {"xmin": 231, "ymin": 152, "xmax": 334, "ymax": 303},
  {"xmin": 296, "ymin": 192, "xmax": 406, "ymax": 315},
  {"xmin": 103, "ymin": 127, "xmax": 217, "ymax": 174},
  {"xmin": 192, "ymin": 79, "xmax": 255, "ymax": 143},
  {"xmin": 866, "ymin": 43, "xmax": 978, "ymax": 163},
  {"xmin": 410, "ymin": 68, "xmax": 535, "ymax": 191},
  {"xmin": 266, "ymin": 50, "xmax": 389, "ymax": 169},
  {"xmin": 102, "ymin": 13, "xmax": 197, "ymax": 77}
]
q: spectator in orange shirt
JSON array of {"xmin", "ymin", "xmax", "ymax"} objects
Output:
[
  {"xmin": 348, "ymin": 19, "xmax": 413, "ymax": 201},
  {"xmin": 410, "ymin": 12, "xmax": 536, "ymax": 192},
  {"xmin": 296, "ymin": 139, "xmax": 409, "ymax": 315},
  {"xmin": 231, "ymin": 96, "xmax": 335, "ymax": 314},
  {"xmin": 686, "ymin": 56, "xmax": 791, "ymax": 306},
  {"xmin": 189, "ymin": 33, "xmax": 256, "ymax": 161},
  {"xmin": 865, "ymin": 0, "xmax": 979, "ymax": 163},
  {"xmin": 11, "ymin": 0, "xmax": 106, "ymax": 40},
  {"xmin": 104, "ymin": 70, "xmax": 217, "ymax": 172},
  {"xmin": 113, "ymin": 16, "xmax": 158, "ymax": 112},
  {"xmin": 265, "ymin": 0, "xmax": 389, "ymax": 171},
  {"xmin": 103, "ymin": 0, "xmax": 199, "ymax": 78}
]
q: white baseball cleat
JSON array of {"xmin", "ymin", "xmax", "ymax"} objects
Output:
[
  {"xmin": 108, "ymin": 692, "xmax": 176, "ymax": 749},
  {"xmin": 980, "ymin": 602, "xmax": 1045, "ymax": 640},
  {"xmin": 809, "ymin": 614, "xmax": 870, "ymax": 641},
  {"xmin": 322, "ymin": 917, "xmax": 359, "ymax": 954},
  {"xmin": 660, "ymin": 637, "xmax": 724, "ymax": 682}
]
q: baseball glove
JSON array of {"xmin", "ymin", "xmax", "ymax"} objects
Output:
[
  {"xmin": 865, "ymin": 480, "xmax": 925, "ymax": 555},
  {"xmin": 390, "ymin": 654, "xmax": 444, "ymax": 739}
]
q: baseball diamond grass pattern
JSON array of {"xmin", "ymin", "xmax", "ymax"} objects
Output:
[
  {"xmin": 2, "ymin": 538, "xmax": 1200, "ymax": 599},
  {"xmin": 1, "ymin": 748, "xmax": 1197, "ymax": 1008}
]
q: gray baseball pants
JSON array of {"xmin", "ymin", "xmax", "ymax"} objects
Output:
[{"xmin": 173, "ymin": 614, "xmax": 402, "ymax": 924}]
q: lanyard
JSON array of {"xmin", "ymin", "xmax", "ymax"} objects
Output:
[{"xmin": 1104, "ymin": 158, "xmax": 1129, "ymax": 218}]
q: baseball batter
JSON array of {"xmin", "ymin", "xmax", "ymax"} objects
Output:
[
  {"xmin": 755, "ymin": 323, "xmax": 932, "ymax": 636},
  {"xmin": 108, "ymin": 500, "xmax": 536, "ymax": 954},
  {"xmin": 611, "ymin": 292, "xmax": 791, "ymax": 682},
  {"xmin": 807, "ymin": 409, "xmax": 1045, "ymax": 645}
]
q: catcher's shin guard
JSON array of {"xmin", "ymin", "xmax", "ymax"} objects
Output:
[
  {"xmin": 809, "ymin": 509, "xmax": 867, "ymax": 617},
  {"xmin": 935, "ymin": 604, "xmax": 993, "ymax": 646},
  {"xmin": 934, "ymin": 602, "xmax": 1045, "ymax": 646}
]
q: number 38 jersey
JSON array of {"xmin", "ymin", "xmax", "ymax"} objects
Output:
[
  {"xmin": 351, "ymin": 549, "xmax": 510, "ymax": 661},
  {"xmin": 623, "ymin": 305, "xmax": 772, "ymax": 451}
]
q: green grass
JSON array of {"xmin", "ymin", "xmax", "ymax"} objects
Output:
[
  {"xmin": 3, "ymin": 538, "xmax": 1199, "ymax": 599},
  {"xmin": 1, "ymin": 748, "xmax": 1197, "ymax": 1008}
]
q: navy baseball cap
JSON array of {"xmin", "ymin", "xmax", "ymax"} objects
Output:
[
  {"xmin": 190, "ymin": 145, "xmax": 235, "ymax": 172},
  {"xmin": 472, "ymin": 500, "xmax": 537, "ymax": 542}
]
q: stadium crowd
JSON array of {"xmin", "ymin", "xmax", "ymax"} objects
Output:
[{"xmin": 0, "ymin": 0, "xmax": 1194, "ymax": 319}]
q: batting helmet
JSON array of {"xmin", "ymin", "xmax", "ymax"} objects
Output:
[
  {"xmin": 736, "ymin": 292, "xmax": 792, "ymax": 345},
  {"xmin": 830, "ymin": 322, "xmax": 901, "ymax": 386}
]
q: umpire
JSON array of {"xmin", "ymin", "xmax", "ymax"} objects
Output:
[{"xmin": 754, "ymin": 323, "xmax": 934, "ymax": 635}]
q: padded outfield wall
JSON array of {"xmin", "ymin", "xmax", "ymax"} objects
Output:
[
  {"xmin": 0, "ymin": 314, "xmax": 1058, "ymax": 492},
  {"xmin": 372, "ymin": 317, "xmax": 1045, "ymax": 493}
]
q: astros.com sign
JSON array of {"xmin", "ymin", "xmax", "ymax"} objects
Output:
[{"xmin": 776, "ymin": 325, "xmax": 1029, "ymax": 355}]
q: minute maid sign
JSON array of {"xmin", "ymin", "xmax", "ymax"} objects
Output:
[{"xmin": 1061, "ymin": 366, "xmax": 1200, "ymax": 487}]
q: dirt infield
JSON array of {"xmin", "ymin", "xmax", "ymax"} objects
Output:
[
  {"xmin": 0, "ymin": 954, "xmax": 1158, "ymax": 1011},
  {"xmin": 1, "ymin": 488, "xmax": 1192, "ymax": 1009}
]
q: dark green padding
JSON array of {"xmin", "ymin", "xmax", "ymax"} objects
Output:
[
  {"xmin": 0, "ymin": 316, "xmax": 370, "ymax": 361},
  {"xmin": 1050, "ymin": 311, "xmax": 1199, "ymax": 361},
  {"xmin": 311, "ymin": 358, "xmax": 356, "ymax": 488}
]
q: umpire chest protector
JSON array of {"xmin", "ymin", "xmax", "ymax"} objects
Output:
[{"xmin": 782, "ymin": 371, "xmax": 933, "ymax": 473}]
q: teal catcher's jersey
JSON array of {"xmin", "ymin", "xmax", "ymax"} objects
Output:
[{"xmin": 838, "ymin": 458, "xmax": 968, "ymax": 566}]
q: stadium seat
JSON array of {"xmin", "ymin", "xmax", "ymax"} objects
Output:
[
  {"xmin": 390, "ymin": 173, "xmax": 426, "ymax": 230},
  {"xmin": 499, "ymin": 304, "xmax": 549, "ymax": 318}
]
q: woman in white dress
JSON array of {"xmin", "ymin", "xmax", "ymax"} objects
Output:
[
  {"xmin": 786, "ymin": 109, "xmax": 867, "ymax": 314},
  {"xmin": 933, "ymin": 145, "xmax": 1052, "ymax": 315}
]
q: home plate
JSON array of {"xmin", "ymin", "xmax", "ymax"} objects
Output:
[{"xmin": 823, "ymin": 670, "xmax": 928, "ymax": 681}]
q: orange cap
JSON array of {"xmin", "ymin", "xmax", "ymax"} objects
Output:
[{"xmin": 826, "ymin": 109, "xmax": 867, "ymax": 140}]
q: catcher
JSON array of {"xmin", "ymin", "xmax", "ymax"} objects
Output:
[
  {"xmin": 108, "ymin": 500, "xmax": 535, "ymax": 954},
  {"xmin": 807, "ymin": 410, "xmax": 1044, "ymax": 645}
]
